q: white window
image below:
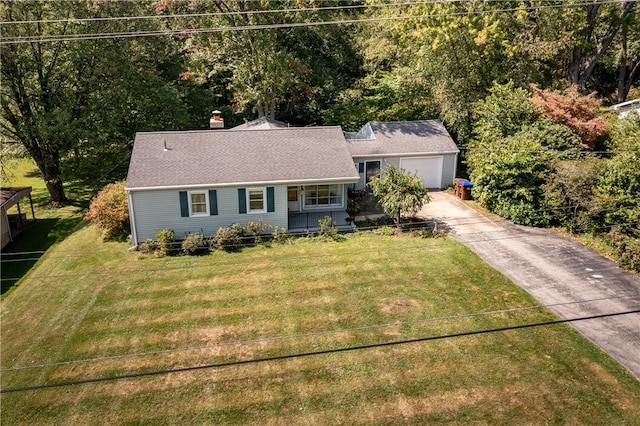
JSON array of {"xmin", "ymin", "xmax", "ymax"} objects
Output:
[
  {"xmin": 303, "ymin": 184, "xmax": 343, "ymax": 208},
  {"xmin": 247, "ymin": 187, "xmax": 267, "ymax": 213},
  {"xmin": 189, "ymin": 191, "xmax": 209, "ymax": 216}
]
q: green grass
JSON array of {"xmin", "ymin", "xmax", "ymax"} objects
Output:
[
  {"xmin": 1, "ymin": 159, "xmax": 92, "ymax": 294},
  {"xmin": 1, "ymin": 228, "xmax": 639, "ymax": 425}
]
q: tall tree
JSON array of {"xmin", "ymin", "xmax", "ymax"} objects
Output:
[
  {"xmin": 567, "ymin": 1, "xmax": 636, "ymax": 92},
  {"xmin": 159, "ymin": 0, "xmax": 361, "ymax": 122},
  {"xmin": 1, "ymin": 0, "xmax": 191, "ymax": 203}
]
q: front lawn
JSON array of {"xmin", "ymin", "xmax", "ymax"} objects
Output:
[{"xmin": 1, "ymin": 228, "xmax": 639, "ymax": 424}]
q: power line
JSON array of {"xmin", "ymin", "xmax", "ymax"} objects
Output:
[
  {"xmin": 0, "ymin": 0, "xmax": 606, "ymax": 26},
  {"xmin": 0, "ymin": 1, "xmax": 624, "ymax": 45},
  {"xmin": 2, "ymin": 293, "xmax": 636, "ymax": 373},
  {"xmin": 1, "ymin": 309, "xmax": 637, "ymax": 394}
]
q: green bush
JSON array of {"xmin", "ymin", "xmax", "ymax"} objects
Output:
[
  {"xmin": 271, "ymin": 226, "xmax": 290, "ymax": 244},
  {"xmin": 246, "ymin": 220, "xmax": 273, "ymax": 244},
  {"xmin": 605, "ymin": 227, "xmax": 640, "ymax": 273},
  {"xmin": 155, "ymin": 229, "xmax": 175, "ymax": 256},
  {"xmin": 213, "ymin": 224, "xmax": 245, "ymax": 252},
  {"xmin": 84, "ymin": 181, "xmax": 129, "ymax": 240},
  {"xmin": 181, "ymin": 232, "xmax": 206, "ymax": 255},
  {"xmin": 374, "ymin": 226, "xmax": 396, "ymax": 236},
  {"xmin": 317, "ymin": 216, "xmax": 338, "ymax": 239}
]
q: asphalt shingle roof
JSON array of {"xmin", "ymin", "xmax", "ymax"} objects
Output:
[
  {"xmin": 126, "ymin": 127, "xmax": 359, "ymax": 190},
  {"xmin": 347, "ymin": 120, "xmax": 459, "ymax": 157}
]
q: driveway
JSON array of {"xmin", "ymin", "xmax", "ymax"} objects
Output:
[{"xmin": 419, "ymin": 191, "xmax": 640, "ymax": 379}]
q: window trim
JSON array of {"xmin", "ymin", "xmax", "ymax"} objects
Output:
[
  {"xmin": 246, "ymin": 187, "xmax": 267, "ymax": 214},
  {"xmin": 188, "ymin": 190, "xmax": 209, "ymax": 217},
  {"xmin": 302, "ymin": 184, "xmax": 343, "ymax": 210}
]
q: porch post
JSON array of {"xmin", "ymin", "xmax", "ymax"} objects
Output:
[
  {"xmin": 28, "ymin": 193, "xmax": 36, "ymax": 219},
  {"xmin": 16, "ymin": 202, "xmax": 23, "ymax": 228}
]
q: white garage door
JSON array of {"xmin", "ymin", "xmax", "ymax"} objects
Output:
[{"xmin": 400, "ymin": 156, "xmax": 443, "ymax": 188}]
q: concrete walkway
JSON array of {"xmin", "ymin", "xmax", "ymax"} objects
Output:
[{"xmin": 418, "ymin": 191, "xmax": 640, "ymax": 379}]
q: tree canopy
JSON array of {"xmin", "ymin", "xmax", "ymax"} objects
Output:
[{"xmin": 1, "ymin": 0, "xmax": 638, "ymax": 206}]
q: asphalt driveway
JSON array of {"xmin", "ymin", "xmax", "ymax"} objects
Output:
[{"xmin": 419, "ymin": 191, "xmax": 640, "ymax": 379}]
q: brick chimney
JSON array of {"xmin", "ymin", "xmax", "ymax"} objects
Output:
[{"xmin": 209, "ymin": 110, "xmax": 224, "ymax": 129}]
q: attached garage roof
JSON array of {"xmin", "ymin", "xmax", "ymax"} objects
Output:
[
  {"xmin": 347, "ymin": 120, "xmax": 459, "ymax": 157},
  {"xmin": 126, "ymin": 127, "xmax": 359, "ymax": 190}
]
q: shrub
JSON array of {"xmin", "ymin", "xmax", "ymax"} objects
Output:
[
  {"xmin": 271, "ymin": 226, "xmax": 289, "ymax": 244},
  {"xmin": 84, "ymin": 181, "xmax": 129, "ymax": 240},
  {"xmin": 374, "ymin": 226, "xmax": 396, "ymax": 236},
  {"xmin": 213, "ymin": 223, "xmax": 245, "ymax": 252},
  {"xmin": 246, "ymin": 220, "xmax": 273, "ymax": 244},
  {"xmin": 182, "ymin": 232, "xmax": 206, "ymax": 255},
  {"xmin": 317, "ymin": 215, "xmax": 338, "ymax": 239},
  {"xmin": 139, "ymin": 238, "xmax": 158, "ymax": 253},
  {"xmin": 605, "ymin": 227, "xmax": 640, "ymax": 273},
  {"xmin": 155, "ymin": 229, "xmax": 175, "ymax": 256}
]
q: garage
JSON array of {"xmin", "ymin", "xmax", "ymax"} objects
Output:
[{"xmin": 400, "ymin": 156, "xmax": 443, "ymax": 188}]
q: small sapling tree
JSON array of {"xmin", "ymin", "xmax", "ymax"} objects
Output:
[{"xmin": 368, "ymin": 164, "xmax": 431, "ymax": 228}]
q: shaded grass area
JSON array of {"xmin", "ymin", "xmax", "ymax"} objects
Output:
[
  {"xmin": 1, "ymin": 159, "xmax": 92, "ymax": 294},
  {"xmin": 1, "ymin": 228, "xmax": 639, "ymax": 424}
]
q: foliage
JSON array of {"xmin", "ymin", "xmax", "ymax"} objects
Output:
[
  {"xmin": 84, "ymin": 181, "xmax": 129, "ymax": 240},
  {"xmin": 246, "ymin": 220, "xmax": 272, "ymax": 245},
  {"xmin": 543, "ymin": 158, "xmax": 604, "ymax": 233},
  {"xmin": 596, "ymin": 115, "xmax": 640, "ymax": 238},
  {"xmin": 316, "ymin": 215, "xmax": 338, "ymax": 239},
  {"xmin": 529, "ymin": 85, "xmax": 608, "ymax": 149},
  {"xmin": 368, "ymin": 164, "xmax": 431, "ymax": 227},
  {"xmin": 270, "ymin": 226, "xmax": 290, "ymax": 244},
  {"xmin": 1, "ymin": 1, "xmax": 192, "ymax": 203},
  {"xmin": 213, "ymin": 223, "xmax": 245, "ymax": 252},
  {"xmin": 154, "ymin": 229, "xmax": 175, "ymax": 257},
  {"xmin": 604, "ymin": 227, "xmax": 640, "ymax": 273},
  {"xmin": 181, "ymin": 232, "xmax": 206, "ymax": 256},
  {"xmin": 373, "ymin": 226, "xmax": 396, "ymax": 236}
]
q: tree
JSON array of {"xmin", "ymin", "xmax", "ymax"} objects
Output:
[
  {"xmin": 468, "ymin": 82, "xmax": 584, "ymax": 225},
  {"xmin": 567, "ymin": 1, "xmax": 636, "ymax": 91},
  {"xmin": 368, "ymin": 164, "xmax": 431, "ymax": 228},
  {"xmin": 1, "ymin": 1, "xmax": 191, "ymax": 203},
  {"xmin": 596, "ymin": 114, "xmax": 640, "ymax": 238},
  {"xmin": 160, "ymin": 0, "xmax": 360, "ymax": 123},
  {"xmin": 529, "ymin": 84, "xmax": 608, "ymax": 149}
]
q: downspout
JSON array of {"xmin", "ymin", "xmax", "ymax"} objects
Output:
[
  {"xmin": 452, "ymin": 152, "xmax": 459, "ymax": 187},
  {"xmin": 127, "ymin": 191, "xmax": 138, "ymax": 248}
]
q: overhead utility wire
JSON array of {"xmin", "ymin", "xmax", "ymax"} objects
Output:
[
  {"xmin": 0, "ymin": 1, "xmax": 408, "ymax": 25},
  {"xmin": 2, "ymin": 293, "xmax": 637, "ymax": 373},
  {"xmin": 0, "ymin": 0, "xmax": 606, "ymax": 26},
  {"xmin": 0, "ymin": 1, "xmax": 624, "ymax": 44},
  {"xmin": 1, "ymin": 309, "xmax": 637, "ymax": 393}
]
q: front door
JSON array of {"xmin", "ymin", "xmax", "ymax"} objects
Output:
[{"xmin": 287, "ymin": 186, "xmax": 300, "ymax": 212}]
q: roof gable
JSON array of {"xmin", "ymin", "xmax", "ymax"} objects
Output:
[{"xmin": 126, "ymin": 127, "xmax": 359, "ymax": 190}]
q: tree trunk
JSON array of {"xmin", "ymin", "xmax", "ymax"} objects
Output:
[{"xmin": 39, "ymin": 153, "xmax": 67, "ymax": 204}]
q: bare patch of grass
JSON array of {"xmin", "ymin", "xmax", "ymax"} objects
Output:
[{"xmin": 2, "ymin": 230, "xmax": 639, "ymax": 424}]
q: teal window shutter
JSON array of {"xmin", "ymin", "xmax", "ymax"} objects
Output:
[
  {"xmin": 179, "ymin": 191, "xmax": 189, "ymax": 217},
  {"xmin": 267, "ymin": 187, "xmax": 275, "ymax": 212},
  {"xmin": 358, "ymin": 162, "xmax": 364, "ymax": 173},
  {"xmin": 208, "ymin": 190, "xmax": 218, "ymax": 215},
  {"xmin": 238, "ymin": 188, "xmax": 247, "ymax": 213}
]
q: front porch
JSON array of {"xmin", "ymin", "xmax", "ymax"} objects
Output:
[{"xmin": 288, "ymin": 210, "xmax": 355, "ymax": 233}]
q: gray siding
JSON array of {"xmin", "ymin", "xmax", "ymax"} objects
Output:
[
  {"xmin": 441, "ymin": 153, "xmax": 457, "ymax": 188},
  {"xmin": 352, "ymin": 154, "xmax": 457, "ymax": 190},
  {"xmin": 129, "ymin": 186, "xmax": 288, "ymax": 244}
]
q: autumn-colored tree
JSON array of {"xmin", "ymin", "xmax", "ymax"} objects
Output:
[{"xmin": 529, "ymin": 85, "xmax": 607, "ymax": 149}]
